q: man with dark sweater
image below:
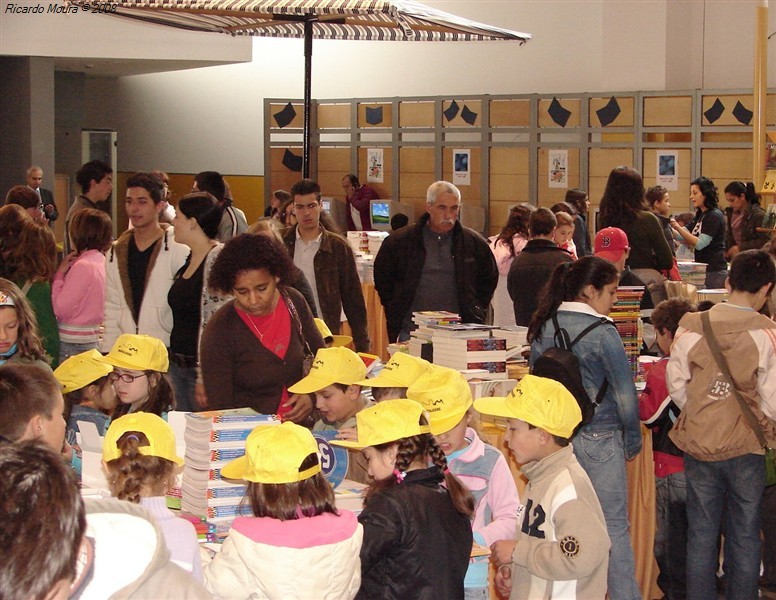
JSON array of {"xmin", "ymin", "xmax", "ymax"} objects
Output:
[
  {"xmin": 374, "ymin": 181, "xmax": 497, "ymax": 342},
  {"xmin": 508, "ymin": 208, "xmax": 573, "ymax": 326}
]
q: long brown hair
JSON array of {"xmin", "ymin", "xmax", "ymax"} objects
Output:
[
  {"xmin": 364, "ymin": 415, "xmax": 474, "ymax": 518},
  {"xmin": 111, "ymin": 372, "xmax": 175, "ymax": 419},
  {"xmin": 10, "ymin": 220, "xmax": 57, "ymax": 281},
  {"xmin": 104, "ymin": 430, "xmax": 177, "ymax": 503},
  {"xmin": 243, "ymin": 453, "xmax": 338, "ymax": 520},
  {"xmin": 0, "ymin": 278, "xmax": 47, "ymax": 362}
]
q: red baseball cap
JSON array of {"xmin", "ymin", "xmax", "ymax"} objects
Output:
[{"xmin": 594, "ymin": 227, "xmax": 630, "ymax": 263}]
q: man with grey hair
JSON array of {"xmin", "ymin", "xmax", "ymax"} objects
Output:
[{"xmin": 374, "ymin": 180, "xmax": 497, "ymax": 341}]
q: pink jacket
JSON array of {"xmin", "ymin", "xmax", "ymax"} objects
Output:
[
  {"xmin": 450, "ymin": 428, "xmax": 521, "ymax": 547},
  {"xmin": 51, "ymin": 249, "xmax": 105, "ymax": 343}
]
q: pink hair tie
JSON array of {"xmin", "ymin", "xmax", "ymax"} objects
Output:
[
  {"xmin": 443, "ymin": 467, "xmax": 451, "ymax": 475},
  {"xmin": 393, "ymin": 469, "xmax": 406, "ymax": 483}
]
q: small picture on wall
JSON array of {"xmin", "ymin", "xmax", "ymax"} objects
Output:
[
  {"xmin": 548, "ymin": 149, "xmax": 568, "ymax": 188},
  {"xmin": 453, "ymin": 149, "xmax": 471, "ymax": 186},
  {"xmin": 367, "ymin": 148, "xmax": 384, "ymax": 183},
  {"xmin": 657, "ymin": 151, "xmax": 678, "ymax": 190}
]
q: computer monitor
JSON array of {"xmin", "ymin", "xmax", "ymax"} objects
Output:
[
  {"xmin": 321, "ymin": 196, "xmax": 348, "ymax": 232},
  {"xmin": 369, "ymin": 200, "xmax": 414, "ymax": 232},
  {"xmin": 459, "ymin": 204, "xmax": 485, "ymax": 234}
]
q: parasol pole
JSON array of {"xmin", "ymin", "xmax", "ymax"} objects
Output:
[{"xmin": 303, "ymin": 17, "xmax": 313, "ymax": 179}]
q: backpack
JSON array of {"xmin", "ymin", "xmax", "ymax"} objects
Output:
[{"xmin": 530, "ymin": 314, "xmax": 610, "ymax": 432}]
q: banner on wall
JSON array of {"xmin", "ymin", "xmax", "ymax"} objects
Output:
[
  {"xmin": 657, "ymin": 151, "xmax": 679, "ymax": 190},
  {"xmin": 453, "ymin": 149, "xmax": 471, "ymax": 186},
  {"xmin": 548, "ymin": 149, "xmax": 567, "ymax": 188},
  {"xmin": 367, "ymin": 148, "xmax": 384, "ymax": 183}
]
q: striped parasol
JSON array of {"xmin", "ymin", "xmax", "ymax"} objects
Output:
[{"xmin": 66, "ymin": 0, "xmax": 531, "ymax": 175}]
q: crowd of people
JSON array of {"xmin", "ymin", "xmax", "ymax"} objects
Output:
[{"xmin": 1, "ymin": 160, "xmax": 775, "ymax": 600}]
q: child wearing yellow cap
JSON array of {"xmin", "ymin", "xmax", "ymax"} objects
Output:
[
  {"xmin": 288, "ymin": 346, "xmax": 373, "ymax": 434},
  {"xmin": 98, "ymin": 334, "xmax": 175, "ymax": 419},
  {"xmin": 408, "ymin": 367, "xmax": 520, "ymax": 599},
  {"xmin": 474, "ymin": 375, "xmax": 610, "ymax": 599},
  {"xmin": 357, "ymin": 351, "xmax": 432, "ymax": 402},
  {"xmin": 102, "ymin": 412, "xmax": 201, "ymax": 582},
  {"xmin": 332, "ymin": 399, "xmax": 474, "ymax": 599},
  {"xmin": 204, "ymin": 422, "xmax": 363, "ymax": 599},
  {"xmin": 55, "ymin": 349, "xmax": 116, "ymax": 446}
]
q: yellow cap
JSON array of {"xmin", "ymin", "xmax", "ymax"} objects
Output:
[
  {"xmin": 314, "ymin": 318, "xmax": 353, "ymax": 348},
  {"xmin": 331, "ymin": 399, "xmax": 431, "ymax": 450},
  {"xmin": 221, "ymin": 422, "xmax": 321, "ymax": 484},
  {"xmin": 287, "ymin": 347, "xmax": 367, "ymax": 394},
  {"xmin": 99, "ymin": 334, "xmax": 169, "ymax": 373},
  {"xmin": 54, "ymin": 349, "xmax": 113, "ymax": 394},
  {"xmin": 473, "ymin": 374, "xmax": 582, "ymax": 439},
  {"xmin": 407, "ymin": 366, "xmax": 473, "ymax": 435},
  {"xmin": 357, "ymin": 352, "xmax": 432, "ymax": 388},
  {"xmin": 102, "ymin": 412, "xmax": 183, "ymax": 466}
]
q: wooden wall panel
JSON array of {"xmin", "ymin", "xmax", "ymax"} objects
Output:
[
  {"xmin": 442, "ymin": 100, "xmax": 482, "ymax": 127},
  {"xmin": 490, "ymin": 99, "xmax": 530, "ymax": 127},
  {"xmin": 399, "ymin": 101, "xmax": 435, "ymax": 128},
  {"xmin": 268, "ymin": 102, "xmax": 305, "ymax": 129},
  {"xmin": 358, "ymin": 103, "xmax": 392, "ymax": 128},
  {"xmin": 399, "ymin": 146, "xmax": 435, "ymax": 210},
  {"xmin": 317, "ymin": 147, "xmax": 351, "ymax": 198},
  {"xmin": 538, "ymin": 98, "xmax": 580, "ymax": 128},
  {"xmin": 357, "ymin": 147, "xmax": 393, "ymax": 198},
  {"xmin": 536, "ymin": 148, "xmax": 580, "ymax": 207},
  {"xmin": 317, "ymin": 103, "xmax": 350, "ymax": 129},
  {"xmin": 700, "ymin": 148, "xmax": 752, "ymax": 185},
  {"xmin": 590, "ymin": 96, "xmax": 634, "ymax": 127},
  {"xmin": 701, "ymin": 94, "xmax": 754, "ymax": 126},
  {"xmin": 588, "ymin": 148, "xmax": 635, "ymax": 214},
  {"xmin": 643, "ymin": 96, "xmax": 692, "ymax": 127}
]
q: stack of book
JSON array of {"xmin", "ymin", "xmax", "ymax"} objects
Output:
[
  {"xmin": 408, "ymin": 311, "xmax": 462, "ymax": 359},
  {"xmin": 179, "ymin": 512, "xmax": 220, "ymax": 543},
  {"xmin": 610, "ymin": 286, "xmax": 645, "ymax": 381},
  {"xmin": 180, "ymin": 409, "xmax": 279, "ymax": 524},
  {"xmin": 431, "ymin": 325, "xmax": 507, "ymax": 380},
  {"xmin": 676, "ymin": 261, "xmax": 707, "ymax": 287}
]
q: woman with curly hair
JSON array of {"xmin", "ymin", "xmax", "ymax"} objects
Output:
[
  {"xmin": 599, "ymin": 166, "xmax": 674, "ymax": 304},
  {"xmin": 200, "ymin": 233, "xmax": 324, "ymax": 420},
  {"xmin": 0, "ymin": 208, "xmax": 60, "ymax": 365},
  {"xmin": 488, "ymin": 203, "xmax": 534, "ymax": 326},
  {"xmin": 670, "ymin": 176, "xmax": 727, "ymax": 288}
]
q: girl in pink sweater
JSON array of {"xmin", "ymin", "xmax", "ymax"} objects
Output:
[{"xmin": 52, "ymin": 208, "xmax": 112, "ymax": 363}]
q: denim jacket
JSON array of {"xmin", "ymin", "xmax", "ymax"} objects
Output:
[{"xmin": 530, "ymin": 302, "xmax": 642, "ymax": 459}]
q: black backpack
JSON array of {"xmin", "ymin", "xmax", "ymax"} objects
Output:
[{"xmin": 530, "ymin": 315, "xmax": 610, "ymax": 433}]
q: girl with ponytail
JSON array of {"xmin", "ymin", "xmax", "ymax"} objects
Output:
[
  {"xmin": 724, "ymin": 180, "xmax": 769, "ymax": 259},
  {"xmin": 528, "ymin": 256, "xmax": 643, "ymax": 600},
  {"xmin": 102, "ymin": 412, "xmax": 202, "ymax": 582},
  {"xmin": 333, "ymin": 399, "xmax": 474, "ymax": 599}
]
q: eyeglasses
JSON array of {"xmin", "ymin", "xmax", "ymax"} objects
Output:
[{"xmin": 109, "ymin": 372, "xmax": 148, "ymax": 384}]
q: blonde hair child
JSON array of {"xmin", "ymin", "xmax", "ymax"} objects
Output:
[
  {"xmin": 204, "ymin": 422, "xmax": 362, "ymax": 599},
  {"xmin": 0, "ymin": 278, "xmax": 49, "ymax": 369},
  {"xmin": 102, "ymin": 412, "xmax": 201, "ymax": 581},
  {"xmin": 333, "ymin": 399, "xmax": 474, "ymax": 598},
  {"xmin": 99, "ymin": 334, "xmax": 175, "ymax": 418},
  {"xmin": 408, "ymin": 367, "xmax": 520, "ymax": 598}
]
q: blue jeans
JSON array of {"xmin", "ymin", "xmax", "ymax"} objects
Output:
[
  {"xmin": 59, "ymin": 340, "xmax": 98, "ymax": 365},
  {"xmin": 573, "ymin": 429, "xmax": 641, "ymax": 600},
  {"xmin": 685, "ymin": 453, "xmax": 764, "ymax": 600},
  {"xmin": 655, "ymin": 471, "xmax": 688, "ymax": 600},
  {"xmin": 168, "ymin": 361, "xmax": 197, "ymax": 412}
]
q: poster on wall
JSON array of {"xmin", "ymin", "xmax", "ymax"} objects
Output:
[
  {"xmin": 453, "ymin": 149, "xmax": 471, "ymax": 186},
  {"xmin": 657, "ymin": 151, "xmax": 679, "ymax": 190},
  {"xmin": 367, "ymin": 148, "xmax": 384, "ymax": 183},
  {"xmin": 548, "ymin": 149, "xmax": 568, "ymax": 188}
]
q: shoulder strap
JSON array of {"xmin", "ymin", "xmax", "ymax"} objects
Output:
[
  {"xmin": 551, "ymin": 314, "xmax": 572, "ymax": 350},
  {"xmin": 551, "ymin": 314, "xmax": 609, "ymax": 406},
  {"xmin": 569, "ymin": 316, "xmax": 611, "ymax": 348},
  {"xmin": 701, "ymin": 311, "xmax": 767, "ymax": 448},
  {"xmin": 284, "ymin": 291, "xmax": 313, "ymax": 358}
]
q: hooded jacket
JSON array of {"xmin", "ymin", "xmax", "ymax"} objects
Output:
[
  {"xmin": 374, "ymin": 213, "xmax": 498, "ymax": 341},
  {"xmin": 204, "ymin": 510, "xmax": 362, "ymax": 599},
  {"xmin": 76, "ymin": 498, "xmax": 209, "ymax": 599}
]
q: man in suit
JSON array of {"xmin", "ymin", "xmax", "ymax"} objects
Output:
[{"xmin": 26, "ymin": 165, "xmax": 58, "ymax": 225}]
